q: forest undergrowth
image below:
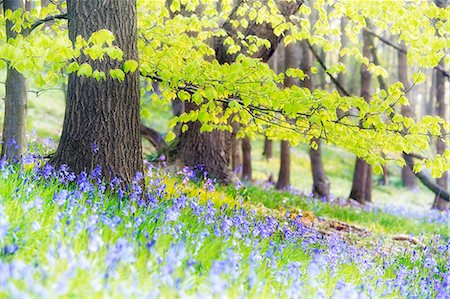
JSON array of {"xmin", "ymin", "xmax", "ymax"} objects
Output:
[{"xmin": 0, "ymin": 140, "xmax": 449, "ymax": 298}]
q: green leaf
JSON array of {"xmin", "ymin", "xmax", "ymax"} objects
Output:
[
  {"xmin": 77, "ymin": 63, "xmax": 92, "ymax": 77},
  {"xmin": 110, "ymin": 69, "xmax": 125, "ymax": 82},
  {"xmin": 123, "ymin": 59, "xmax": 139, "ymax": 73},
  {"xmin": 165, "ymin": 131, "xmax": 176, "ymax": 142}
]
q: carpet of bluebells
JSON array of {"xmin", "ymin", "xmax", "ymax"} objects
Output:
[{"xmin": 0, "ymin": 151, "xmax": 449, "ymax": 298}]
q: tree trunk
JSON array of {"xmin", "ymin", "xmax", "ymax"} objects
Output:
[
  {"xmin": 1, "ymin": 0, "xmax": 28, "ymax": 163},
  {"xmin": 276, "ymin": 140, "xmax": 290, "ymax": 190},
  {"xmin": 276, "ymin": 42, "xmax": 297, "ymax": 190},
  {"xmin": 241, "ymin": 136, "xmax": 252, "ymax": 181},
  {"xmin": 301, "ymin": 40, "xmax": 330, "ymax": 199},
  {"xmin": 398, "ymin": 43, "xmax": 417, "ymax": 189},
  {"xmin": 431, "ymin": 0, "xmax": 449, "ymax": 210},
  {"xmin": 50, "ymin": 0, "xmax": 143, "ymax": 185},
  {"xmin": 231, "ymin": 120, "xmax": 241, "ymax": 173},
  {"xmin": 178, "ymin": 101, "xmax": 231, "ymax": 182},
  {"xmin": 349, "ymin": 30, "xmax": 372, "ymax": 204},
  {"xmin": 263, "ymin": 138, "xmax": 273, "ymax": 159},
  {"xmin": 25, "ymin": 0, "xmax": 35, "ymax": 11}
]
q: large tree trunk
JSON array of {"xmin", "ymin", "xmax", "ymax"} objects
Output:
[
  {"xmin": 1, "ymin": 0, "xmax": 28, "ymax": 163},
  {"xmin": 398, "ymin": 43, "xmax": 417, "ymax": 189},
  {"xmin": 276, "ymin": 43, "xmax": 297, "ymax": 190},
  {"xmin": 50, "ymin": 0, "xmax": 142, "ymax": 185},
  {"xmin": 178, "ymin": 101, "xmax": 231, "ymax": 182},
  {"xmin": 301, "ymin": 41, "xmax": 330, "ymax": 199},
  {"xmin": 349, "ymin": 30, "xmax": 372, "ymax": 204},
  {"xmin": 241, "ymin": 136, "xmax": 252, "ymax": 181}
]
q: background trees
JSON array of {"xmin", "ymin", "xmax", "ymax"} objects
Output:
[{"xmin": 0, "ymin": 0, "xmax": 448, "ymax": 206}]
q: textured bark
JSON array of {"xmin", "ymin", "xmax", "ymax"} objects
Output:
[
  {"xmin": 398, "ymin": 43, "xmax": 417, "ymax": 190},
  {"xmin": 301, "ymin": 40, "xmax": 330, "ymax": 199},
  {"xmin": 349, "ymin": 30, "xmax": 372, "ymax": 204},
  {"xmin": 50, "ymin": 0, "xmax": 143, "ymax": 185},
  {"xmin": 1, "ymin": 0, "xmax": 28, "ymax": 162},
  {"xmin": 178, "ymin": 101, "xmax": 231, "ymax": 182},
  {"xmin": 276, "ymin": 43, "xmax": 297, "ymax": 190},
  {"xmin": 241, "ymin": 136, "xmax": 252, "ymax": 181}
]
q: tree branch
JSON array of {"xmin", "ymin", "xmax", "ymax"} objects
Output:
[
  {"xmin": 29, "ymin": 13, "xmax": 68, "ymax": 33},
  {"xmin": 364, "ymin": 28, "xmax": 450, "ymax": 80},
  {"xmin": 140, "ymin": 123, "xmax": 167, "ymax": 152},
  {"xmin": 307, "ymin": 42, "xmax": 351, "ymax": 96},
  {"xmin": 403, "ymin": 153, "xmax": 449, "ymax": 202}
]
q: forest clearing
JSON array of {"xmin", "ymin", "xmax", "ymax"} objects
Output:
[{"xmin": 0, "ymin": 0, "xmax": 449, "ymax": 298}]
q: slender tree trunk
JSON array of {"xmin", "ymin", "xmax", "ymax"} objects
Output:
[
  {"xmin": 398, "ymin": 43, "xmax": 417, "ymax": 189},
  {"xmin": 241, "ymin": 136, "xmax": 252, "ymax": 181},
  {"xmin": 432, "ymin": 50, "xmax": 448, "ymax": 211},
  {"xmin": 1, "ymin": 0, "xmax": 28, "ymax": 162},
  {"xmin": 431, "ymin": 0, "xmax": 449, "ymax": 210},
  {"xmin": 301, "ymin": 41, "xmax": 330, "ymax": 199},
  {"xmin": 50, "ymin": 0, "xmax": 143, "ymax": 185},
  {"xmin": 349, "ymin": 30, "xmax": 372, "ymax": 204},
  {"xmin": 263, "ymin": 138, "xmax": 273, "ymax": 159},
  {"xmin": 276, "ymin": 43, "xmax": 296, "ymax": 190},
  {"xmin": 276, "ymin": 140, "xmax": 290, "ymax": 190}
]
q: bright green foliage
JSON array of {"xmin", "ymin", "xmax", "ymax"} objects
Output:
[{"xmin": 0, "ymin": 0, "xmax": 449, "ymax": 177}]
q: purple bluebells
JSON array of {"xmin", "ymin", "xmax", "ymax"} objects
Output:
[{"xmin": 0, "ymin": 151, "xmax": 448, "ymax": 298}]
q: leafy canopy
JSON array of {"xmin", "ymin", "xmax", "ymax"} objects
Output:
[{"xmin": 0, "ymin": 0, "xmax": 449, "ymax": 177}]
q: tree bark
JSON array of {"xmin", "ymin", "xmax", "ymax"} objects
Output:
[
  {"xmin": 50, "ymin": 0, "xmax": 143, "ymax": 185},
  {"xmin": 25, "ymin": 0, "xmax": 35, "ymax": 11},
  {"xmin": 276, "ymin": 140, "xmax": 291, "ymax": 190},
  {"xmin": 349, "ymin": 30, "xmax": 372, "ymax": 204},
  {"xmin": 431, "ymin": 0, "xmax": 449, "ymax": 210},
  {"xmin": 1, "ymin": 0, "xmax": 28, "ymax": 163},
  {"xmin": 241, "ymin": 136, "xmax": 252, "ymax": 181},
  {"xmin": 231, "ymin": 121, "xmax": 241, "ymax": 173},
  {"xmin": 276, "ymin": 43, "xmax": 297, "ymax": 190},
  {"xmin": 140, "ymin": 124, "xmax": 166, "ymax": 152},
  {"xmin": 301, "ymin": 40, "xmax": 330, "ymax": 199},
  {"xmin": 398, "ymin": 43, "xmax": 417, "ymax": 189},
  {"xmin": 263, "ymin": 138, "xmax": 273, "ymax": 159},
  {"xmin": 178, "ymin": 101, "xmax": 231, "ymax": 182}
]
